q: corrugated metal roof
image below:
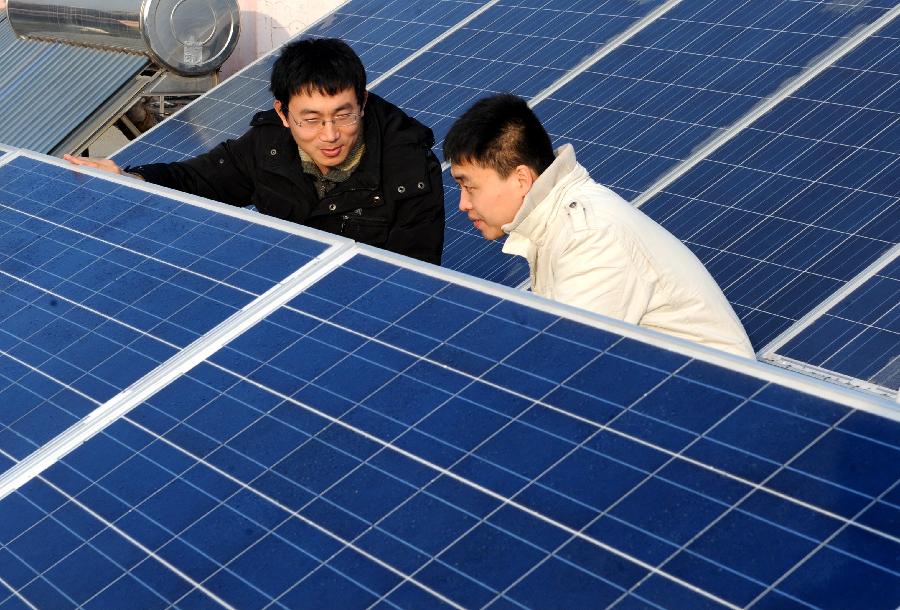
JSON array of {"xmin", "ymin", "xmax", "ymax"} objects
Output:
[{"xmin": 0, "ymin": 11, "xmax": 148, "ymax": 154}]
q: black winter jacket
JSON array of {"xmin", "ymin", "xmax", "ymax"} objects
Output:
[{"xmin": 130, "ymin": 93, "xmax": 445, "ymax": 264}]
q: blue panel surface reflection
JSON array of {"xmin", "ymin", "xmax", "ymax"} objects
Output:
[
  {"xmin": 0, "ymin": 157, "xmax": 329, "ymax": 472},
  {"xmin": 3, "ymin": 254, "xmax": 898, "ymax": 609}
]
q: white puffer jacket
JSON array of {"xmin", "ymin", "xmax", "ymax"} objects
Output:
[{"xmin": 502, "ymin": 145, "xmax": 754, "ymax": 358}]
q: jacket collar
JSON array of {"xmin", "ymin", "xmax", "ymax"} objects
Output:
[{"xmin": 502, "ymin": 144, "xmax": 588, "ymax": 256}]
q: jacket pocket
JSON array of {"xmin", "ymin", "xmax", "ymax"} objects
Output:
[{"xmin": 341, "ymin": 214, "xmax": 389, "ymax": 245}]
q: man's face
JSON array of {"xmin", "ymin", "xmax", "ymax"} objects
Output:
[
  {"xmin": 275, "ymin": 87, "xmax": 364, "ymax": 174},
  {"xmin": 451, "ymin": 161, "xmax": 529, "ymax": 240}
]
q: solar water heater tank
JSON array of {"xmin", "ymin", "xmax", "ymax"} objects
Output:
[{"xmin": 6, "ymin": 0, "xmax": 240, "ymax": 75}]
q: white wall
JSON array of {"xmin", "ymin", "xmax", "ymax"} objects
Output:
[{"xmin": 220, "ymin": 0, "xmax": 344, "ymax": 78}]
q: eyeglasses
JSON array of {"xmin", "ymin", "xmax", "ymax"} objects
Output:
[{"xmin": 288, "ymin": 111, "xmax": 362, "ymax": 132}]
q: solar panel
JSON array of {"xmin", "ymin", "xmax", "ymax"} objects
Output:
[
  {"xmin": 537, "ymin": 0, "xmax": 897, "ymax": 200},
  {"xmin": 373, "ymin": 0, "xmax": 670, "ymax": 152},
  {"xmin": 771, "ymin": 253, "xmax": 899, "ymax": 393},
  {"xmin": 0, "ymin": 247, "xmax": 898, "ymax": 609},
  {"xmin": 0, "ymin": 151, "xmax": 343, "ymax": 473},
  {"xmin": 2, "ymin": 1, "xmax": 900, "ymax": 607},
  {"xmin": 637, "ymin": 15, "xmax": 899, "ymax": 351},
  {"xmin": 0, "ymin": 11, "xmax": 148, "ymax": 154},
  {"xmin": 302, "ymin": 0, "xmax": 485, "ymax": 80}
]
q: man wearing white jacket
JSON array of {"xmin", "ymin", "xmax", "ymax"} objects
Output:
[{"xmin": 444, "ymin": 94, "xmax": 754, "ymax": 358}]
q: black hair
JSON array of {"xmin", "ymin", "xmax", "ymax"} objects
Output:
[
  {"xmin": 270, "ymin": 38, "xmax": 367, "ymax": 110},
  {"xmin": 443, "ymin": 93, "xmax": 555, "ymax": 177}
]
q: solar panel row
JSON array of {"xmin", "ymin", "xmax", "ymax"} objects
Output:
[
  {"xmin": 107, "ymin": 0, "xmax": 898, "ymax": 398},
  {"xmin": 112, "ymin": 2, "xmax": 895, "ymax": 385},
  {"xmin": 0, "ymin": 151, "xmax": 898, "ymax": 608},
  {"xmin": 1, "ymin": 2, "xmax": 898, "ymax": 607},
  {"xmin": 639, "ymin": 10, "xmax": 899, "ymax": 354},
  {"xmin": 0, "ymin": 154, "xmax": 339, "ymax": 476}
]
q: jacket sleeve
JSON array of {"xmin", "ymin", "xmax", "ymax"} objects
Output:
[
  {"xmin": 383, "ymin": 148, "xmax": 445, "ymax": 265},
  {"xmin": 551, "ymin": 226, "xmax": 655, "ymax": 325},
  {"xmin": 127, "ymin": 131, "xmax": 256, "ymax": 207}
]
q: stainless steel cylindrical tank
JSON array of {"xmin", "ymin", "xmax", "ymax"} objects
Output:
[{"xmin": 6, "ymin": 0, "xmax": 240, "ymax": 76}]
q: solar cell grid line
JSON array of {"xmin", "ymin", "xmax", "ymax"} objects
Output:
[
  {"xmin": 535, "ymin": 0, "xmax": 899, "ymax": 202},
  {"xmin": 0, "ymin": 438, "xmax": 465, "ymax": 609},
  {"xmin": 303, "ymin": 0, "xmax": 499, "ymax": 80},
  {"xmin": 0, "ymin": 579, "xmax": 32, "ymax": 610},
  {"xmin": 4, "ymin": 248, "xmax": 899, "ymax": 609},
  {"xmin": 371, "ymin": 0, "xmax": 672, "ymax": 155},
  {"xmin": 0, "ymin": 152, "xmax": 342, "ymax": 475},
  {"xmin": 0, "ymin": 241, "xmax": 357, "ymax": 505},
  {"xmin": 635, "ymin": 13, "xmax": 900, "ymax": 352},
  {"xmin": 112, "ymin": 0, "xmax": 489, "ymax": 170},
  {"xmin": 769, "ymin": 252, "xmax": 900, "ymax": 394}
]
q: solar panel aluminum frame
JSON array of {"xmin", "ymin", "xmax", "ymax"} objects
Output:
[
  {"xmin": 4, "ymin": 148, "xmax": 897, "ymax": 425},
  {"xmin": 0, "ymin": 148, "xmax": 357, "ymax": 496},
  {"xmin": 1, "ymin": 149, "xmax": 354, "ymax": 246},
  {"xmin": 763, "ymin": 353, "xmax": 897, "ymax": 402},
  {"xmin": 349, "ymin": 245, "xmax": 900, "ymax": 421},
  {"xmin": 759, "ymin": 245, "xmax": 900, "ymax": 400}
]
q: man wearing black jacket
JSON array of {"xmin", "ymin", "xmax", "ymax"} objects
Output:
[{"xmin": 66, "ymin": 38, "xmax": 445, "ymax": 264}]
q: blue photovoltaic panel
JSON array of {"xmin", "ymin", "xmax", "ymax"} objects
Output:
[
  {"xmin": 0, "ymin": 155, "xmax": 332, "ymax": 472},
  {"xmin": 2, "ymin": 253, "xmax": 899, "ymax": 609},
  {"xmin": 639, "ymin": 23, "xmax": 899, "ymax": 349},
  {"xmin": 374, "ymin": 0, "xmax": 668, "ymax": 154},
  {"xmin": 372, "ymin": 0, "xmax": 667, "ymax": 285},
  {"xmin": 536, "ymin": 0, "xmax": 896, "ymax": 200},
  {"xmin": 303, "ymin": 0, "xmax": 481, "ymax": 80},
  {"xmin": 113, "ymin": 0, "xmax": 478, "ymax": 169},
  {"xmin": 777, "ymin": 256, "xmax": 900, "ymax": 391}
]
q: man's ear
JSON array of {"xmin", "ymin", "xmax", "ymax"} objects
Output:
[
  {"xmin": 360, "ymin": 90, "xmax": 369, "ymax": 114},
  {"xmin": 273, "ymin": 100, "xmax": 290, "ymax": 128},
  {"xmin": 514, "ymin": 164, "xmax": 537, "ymax": 196}
]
